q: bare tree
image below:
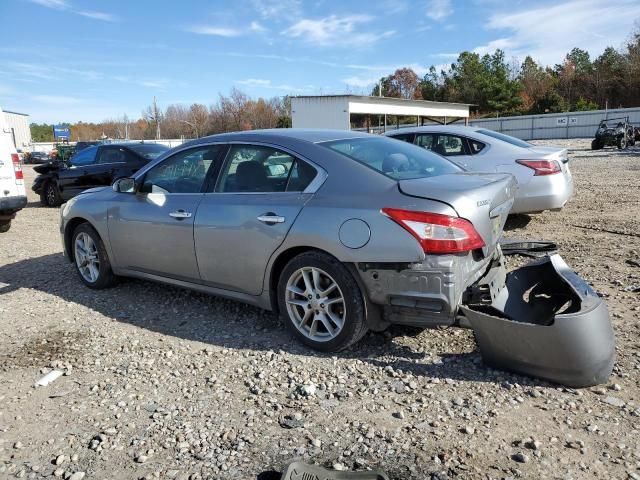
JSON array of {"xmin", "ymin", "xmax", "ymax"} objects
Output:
[{"xmin": 143, "ymin": 96, "xmax": 162, "ymax": 139}]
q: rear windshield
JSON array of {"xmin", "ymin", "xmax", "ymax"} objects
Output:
[
  {"xmin": 128, "ymin": 143, "xmax": 169, "ymax": 160},
  {"xmin": 476, "ymin": 129, "xmax": 533, "ymax": 148},
  {"xmin": 319, "ymin": 136, "xmax": 461, "ymax": 180}
]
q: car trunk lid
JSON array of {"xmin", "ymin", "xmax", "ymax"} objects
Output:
[{"xmin": 398, "ymin": 172, "xmax": 516, "ymax": 253}]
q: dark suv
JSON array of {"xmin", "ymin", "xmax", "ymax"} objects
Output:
[{"xmin": 32, "ymin": 142, "xmax": 169, "ymax": 207}]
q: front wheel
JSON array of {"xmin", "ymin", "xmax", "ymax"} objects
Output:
[
  {"xmin": 617, "ymin": 136, "xmax": 627, "ymax": 150},
  {"xmin": 72, "ymin": 223, "xmax": 117, "ymax": 289},
  {"xmin": 277, "ymin": 251, "xmax": 368, "ymax": 352}
]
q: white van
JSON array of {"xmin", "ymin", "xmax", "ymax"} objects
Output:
[{"xmin": 0, "ymin": 107, "xmax": 27, "ymax": 232}]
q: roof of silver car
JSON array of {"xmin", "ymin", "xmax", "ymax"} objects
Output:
[
  {"xmin": 384, "ymin": 125, "xmax": 483, "ymax": 136},
  {"xmin": 195, "ymin": 128, "xmax": 374, "ymax": 144}
]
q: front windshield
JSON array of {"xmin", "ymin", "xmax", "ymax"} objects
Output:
[
  {"xmin": 477, "ymin": 129, "xmax": 533, "ymax": 148},
  {"xmin": 129, "ymin": 143, "xmax": 169, "ymax": 160},
  {"xmin": 320, "ymin": 136, "xmax": 462, "ymax": 180}
]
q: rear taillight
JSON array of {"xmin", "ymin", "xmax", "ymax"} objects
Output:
[
  {"xmin": 516, "ymin": 159, "xmax": 561, "ymax": 176},
  {"xmin": 382, "ymin": 208, "xmax": 485, "ymax": 254},
  {"xmin": 11, "ymin": 153, "xmax": 23, "ymax": 182}
]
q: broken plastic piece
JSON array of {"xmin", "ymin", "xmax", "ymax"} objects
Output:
[
  {"xmin": 281, "ymin": 462, "xmax": 389, "ymax": 480},
  {"xmin": 36, "ymin": 370, "xmax": 64, "ymax": 386},
  {"xmin": 500, "ymin": 239, "xmax": 558, "ymax": 257},
  {"xmin": 461, "ymin": 255, "xmax": 615, "ymax": 388}
]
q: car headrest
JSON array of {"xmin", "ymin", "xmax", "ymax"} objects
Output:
[
  {"xmin": 432, "ymin": 143, "xmax": 447, "ymax": 155},
  {"xmin": 382, "ymin": 153, "xmax": 410, "ymax": 173},
  {"xmin": 236, "ymin": 161, "xmax": 268, "ymax": 191}
]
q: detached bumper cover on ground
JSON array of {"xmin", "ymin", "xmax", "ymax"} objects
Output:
[{"xmin": 461, "ymin": 254, "xmax": 615, "ymax": 388}]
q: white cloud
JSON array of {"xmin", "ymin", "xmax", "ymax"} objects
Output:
[
  {"xmin": 30, "ymin": 0, "xmax": 68, "ymax": 9},
  {"xmin": 32, "ymin": 95, "xmax": 81, "ymax": 105},
  {"xmin": 426, "ymin": 0, "xmax": 453, "ymax": 21},
  {"xmin": 250, "ymin": 21, "xmax": 267, "ymax": 33},
  {"xmin": 187, "ymin": 21, "xmax": 268, "ymax": 37},
  {"xmin": 237, "ymin": 78, "xmax": 272, "ymax": 87},
  {"xmin": 187, "ymin": 25, "xmax": 243, "ymax": 37},
  {"xmin": 342, "ymin": 75, "xmax": 380, "ymax": 88},
  {"xmin": 252, "ymin": 0, "xmax": 301, "ymax": 19},
  {"xmin": 29, "ymin": 0, "xmax": 117, "ymax": 22},
  {"xmin": 473, "ymin": 37, "xmax": 516, "ymax": 56},
  {"xmin": 77, "ymin": 11, "xmax": 118, "ymax": 22},
  {"xmin": 236, "ymin": 78, "xmax": 307, "ymax": 92},
  {"xmin": 283, "ymin": 15, "xmax": 394, "ymax": 47},
  {"xmin": 478, "ymin": 0, "xmax": 640, "ymax": 65}
]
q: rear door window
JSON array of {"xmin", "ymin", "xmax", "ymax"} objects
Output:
[
  {"xmin": 433, "ymin": 134, "xmax": 465, "ymax": 156},
  {"xmin": 217, "ymin": 145, "xmax": 317, "ymax": 193},
  {"xmin": 97, "ymin": 147, "xmax": 127, "ymax": 164},
  {"xmin": 69, "ymin": 146, "xmax": 98, "ymax": 166}
]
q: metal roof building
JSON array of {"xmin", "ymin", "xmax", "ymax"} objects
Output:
[
  {"xmin": 2, "ymin": 110, "xmax": 31, "ymax": 150},
  {"xmin": 291, "ymin": 95, "xmax": 472, "ymax": 132}
]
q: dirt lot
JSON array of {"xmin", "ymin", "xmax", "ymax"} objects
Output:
[{"xmin": 0, "ymin": 139, "xmax": 639, "ymax": 480}]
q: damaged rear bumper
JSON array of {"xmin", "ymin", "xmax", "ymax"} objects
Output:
[{"xmin": 460, "ymin": 254, "xmax": 615, "ymax": 387}]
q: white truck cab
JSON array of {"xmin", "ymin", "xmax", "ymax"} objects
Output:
[{"xmin": 0, "ymin": 107, "xmax": 28, "ymax": 232}]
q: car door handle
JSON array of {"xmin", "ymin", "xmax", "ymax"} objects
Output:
[
  {"xmin": 169, "ymin": 210, "xmax": 192, "ymax": 219},
  {"xmin": 257, "ymin": 213, "xmax": 285, "ymax": 224}
]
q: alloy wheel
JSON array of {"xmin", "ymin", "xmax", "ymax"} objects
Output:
[
  {"xmin": 74, "ymin": 232, "xmax": 100, "ymax": 283},
  {"xmin": 285, "ymin": 266, "xmax": 346, "ymax": 342},
  {"xmin": 46, "ymin": 184, "xmax": 57, "ymax": 206}
]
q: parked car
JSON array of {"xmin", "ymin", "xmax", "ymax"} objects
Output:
[
  {"xmin": 27, "ymin": 151, "xmax": 50, "ymax": 164},
  {"xmin": 591, "ymin": 117, "xmax": 636, "ymax": 150},
  {"xmin": 384, "ymin": 126, "xmax": 574, "ymax": 214},
  {"xmin": 59, "ymin": 129, "xmax": 613, "ymax": 386},
  {"xmin": 33, "ymin": 142, "xmax": 169, "ymax": 207},
  {"xmin": 0, "ymin": 107, "xmax": 27, "ymax": 232},
  {"xmin": 75, "ymin": 141, "xmax": 102, "ymax": 152}
]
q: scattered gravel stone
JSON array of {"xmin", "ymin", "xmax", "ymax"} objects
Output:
[{"xmin": 512, "ymin": 452, "xmax": 529, "ymax": 463}]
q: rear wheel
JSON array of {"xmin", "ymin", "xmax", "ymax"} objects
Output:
[
  {"xmin": 0, "ymin": 221, "xmax": 11, "ymax": 233},
  {"xmin": 277, "ymin": 251, "xmax": 368, "ymax": 352},
  {"xmin": 41, "ymin": 181, "xmax": 62, "ymax": 207},
  {"xmin": 72, "ymin": 223, "xmax": 117, "ymax": 289}
]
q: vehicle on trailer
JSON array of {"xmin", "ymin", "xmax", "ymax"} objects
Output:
[
  {"xmin": 385, "ymin": 125, "xmax": 574, "ymax": 214},
  {"xmin": 591, "ymin": 116, "xmax": 636, "ymax": 150},
  {"xmin": 0, "ymin": 107, "xmax": 27, "ymax": 232},
  {"xmin": 59, "ymin": 129, "xmax": 614, "ymax": 387},
  {"xmin": 33, "ymin": 142, "xmax": 169, "ymax": 207}
]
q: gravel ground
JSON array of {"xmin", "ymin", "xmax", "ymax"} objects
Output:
[{"xmin": 0, "ymin": 138, "xmax": 639, "ymax": 480}]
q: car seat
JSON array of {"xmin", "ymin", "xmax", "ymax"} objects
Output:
[{"xmin": 235, "ymin": 160, "xmax": 269, "ymax": 191}]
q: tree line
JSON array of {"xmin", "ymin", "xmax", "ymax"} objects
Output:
[
  {"xmin": 30, "ymin": 89, "xmax": 292, "ymax": 142},
  {"xmin": 374, "ymin": 28, "xmax": 640, "ymax": 117}
]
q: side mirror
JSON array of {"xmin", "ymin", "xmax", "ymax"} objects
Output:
[{"xmin": 113, "ymin": 177, "xmax": 136, "ymax": 193}]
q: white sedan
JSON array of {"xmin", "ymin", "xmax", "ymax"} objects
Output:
[{"xmin": 385, "ymin": 125, "xmax": 573, "ymax": 214}]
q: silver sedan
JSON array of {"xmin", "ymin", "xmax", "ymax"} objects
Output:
[
  {"xmin": 385, "ymin": 125, "xmax": 574, "ymax": 214},
  {"xmin": 60, "ymin": 129, "xmax": 613, "ymax": 386}
]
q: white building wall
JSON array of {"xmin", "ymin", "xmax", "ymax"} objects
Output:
[
  {"xmin": 3, "ymin": 111, "xmax": 31, "ymax": 149},
  {"xmin": 291, "ymin": 97, "xmax": 351, "ymax": 129}
]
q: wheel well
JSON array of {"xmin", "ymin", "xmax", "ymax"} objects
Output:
[
  {"xmin": 64, "ymin": 218, "xmax": 90, "ymax": 262},
  {"xmin": 268, "ymin": 246, "xmax": 328, "ymax": 313}
]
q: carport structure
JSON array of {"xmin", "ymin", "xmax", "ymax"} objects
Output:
[{"xmin": 291, "ymin": 95, "xmax": 472, "ymax": 132}]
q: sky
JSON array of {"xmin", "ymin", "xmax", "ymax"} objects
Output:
[{"xmin": 1, "ymin": 0, "xmax": 639, "ymax": 123}]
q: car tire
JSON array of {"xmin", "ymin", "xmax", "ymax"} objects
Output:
[
  {"xmin": 617, "ymin": 137, "xmax": 627, "ymax": 150},
  {"xmin": 0, "ymin": 221, "xmax": 11, "ymax": 233},
  {"xmin": 71, "ymin": 223, "xmax": 117, "ymax": 289},
  {"xmin": 277, "ymin": 251, "xmax": 368, "ymax": 352},
  {"xmin": 41, "ymin": 181, "xmax": 62, "ymax": 207}
]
